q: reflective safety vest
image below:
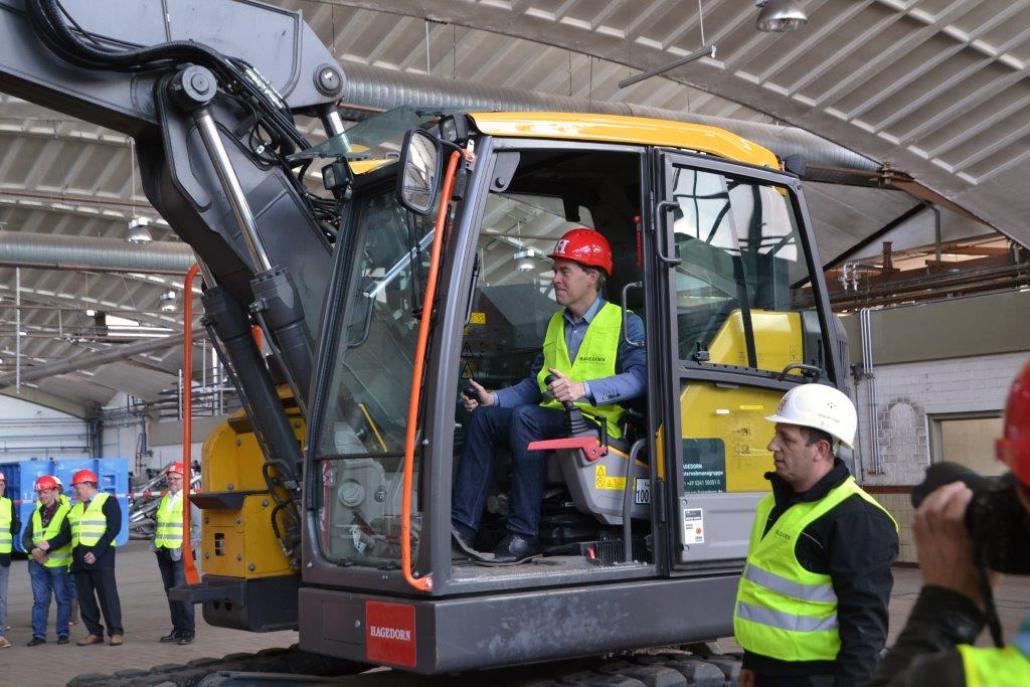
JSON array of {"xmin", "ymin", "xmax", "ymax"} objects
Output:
[
  {"xmin": 31, "ymin": 500, "xmax": 72, "ymax": 568},
  {"xmin": 69, "ymin": 492, "xmax": 114, "ymax": 548},
  {"xmin": 733, "ymin": 476, "xmax": 897, "ymax": 662},
  {"xmin": 0, "ymin": 496, "xmax": 12, "ymax": 554},
  {"xmin": 154, "ymin": 492, "xmax": 184, "ymax": 550},
  {"xmin": 959, "ymin": 642, "xmax": 1030, "ymax": 686},
  {"xmin": 536, "ymin": 301, "xmax": 626, "ymax": 439}
]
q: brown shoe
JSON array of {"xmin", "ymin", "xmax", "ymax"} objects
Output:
[
  {"xmin": 109, "ymin": 634, "xmax": 124, "ymax": 646},
  {"xmin": 77, "ymin": 634, "xmax": 104, "ymax": 646}
]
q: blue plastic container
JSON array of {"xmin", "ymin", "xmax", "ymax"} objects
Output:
[{"xmin": 0, "ymin": 457, "xmax": 130, "ymax": 553}]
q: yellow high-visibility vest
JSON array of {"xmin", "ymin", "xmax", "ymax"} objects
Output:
[
  {"xmin": 0, "ymin": 497, "xmax": 12, "ymax": 555},
  {"xmin": 31, "ymin": 500, "xmax": 72, "ymax": 568},
  {"xmin": 733, "ymin": 476, "xmax": 897, "ymax": 662},
  {"xmin": 154, "ymin": 492, "xmax": 184, "ymax": 550},
  {"xmin": 69, "ymin": 492, "xmax": 115, "ymax": 548},
  {"xmin": 959, "ymin": 643, "xmax": 1030, "ymax": 686},
  {"xmin": 536, "ymin": 301, "xmax": 626, "ymax": 439}
]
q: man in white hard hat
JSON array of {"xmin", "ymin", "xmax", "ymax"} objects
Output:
[{"xmin": 734, "ymin": 383, "xmax": 899, "ymax": 687}]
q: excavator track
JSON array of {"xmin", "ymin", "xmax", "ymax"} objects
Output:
[{"xmin": 66, "ymin": 647, "xmax": 741, "ymax": 687}]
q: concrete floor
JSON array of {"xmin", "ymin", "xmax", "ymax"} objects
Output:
[{"xmin": 1, "ymin": 543, "xmax": 1027, "ymax": 686}]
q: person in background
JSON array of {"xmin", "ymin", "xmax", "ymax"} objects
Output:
[
  {"xmin": 22, "ymin": 475, "xmax": 73, "ymax": 646},
  {"xmin": 52, "ymin": 474, "xmax": 78, "ymax": 627},
  {"xmin": 152, "ymin": 462, "xmax": 201, "ymax": 645},
  {"xmin": 69, "ymin": 469, "xmax": 124, "ymax": 646},
  {"xmin": 0, "ymin": 471, "xmax": 20, "ymax": 649}
]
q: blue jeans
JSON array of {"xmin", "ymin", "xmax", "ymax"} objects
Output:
[
  {"xmin": 28, "ymin": 560, "xmax": 70, "ymax": 640},
  {"xmin": 452, "ymin": 404, "xmax": 567, "ymax": 538}
]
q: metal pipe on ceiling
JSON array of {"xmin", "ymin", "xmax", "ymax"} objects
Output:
[
  {"xmin": 334, "ymin": 63, "xmax": 880, "ymax": 173},
  {"xmin": 0, "ymin": 231, "xmax": 195, "ymax": 273},
  {"xmin": 0, "ymin": 329, "xmax": 206, "ymax": 389}
]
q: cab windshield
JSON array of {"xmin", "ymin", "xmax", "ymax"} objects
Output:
[{"xmin": 310, "ymin": 179, "xmax": 440, "ymax": 567}]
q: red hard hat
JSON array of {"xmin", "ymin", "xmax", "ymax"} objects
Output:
[
  {"xmin": 548, "ymin": 228, "xmax": 613, "ymax": 276},
  {"xmin": 35, "ymin": 475, "xmax": 60, "ymax": 492},
  {"xmin": 71, "ymin": 469, "xmax": 99, "ymax": 486},
  {"xmin": 997, "ymin": 361, "xmax": 1030, "ymax": 487},
  {"xmin": 166, "ymin": 462, "xmax": 184, "ymax": 476}
]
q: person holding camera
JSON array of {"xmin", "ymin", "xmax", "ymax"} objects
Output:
[
  {"xmin": 734, "ymin": 383, "xmax": 899, "ymax": 687},
  {"xmin": 867, "ymin": 362, "xmax": 1030, "ymax": 686}
]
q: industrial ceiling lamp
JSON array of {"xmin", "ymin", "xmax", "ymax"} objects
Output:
[
  {"xmin": 159, "ymin": 289, "xmax": 178, "ymax": 313},
  {"xmin": 513, "ymin": 248, "xmax": 538, "ymax": 273},
  {"xmin": 756, "ymin": 0, "xmax": 808, "ymax": 32},
  {"xmin": 126, "ymin": 216, "xmax": 152, "ymax": 243}
]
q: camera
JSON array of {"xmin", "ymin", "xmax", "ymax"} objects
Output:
[{"xmin": 912, "ymin": 462, "xmax": 1030, "ymax": 575}]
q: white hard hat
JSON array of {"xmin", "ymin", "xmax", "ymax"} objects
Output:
[
  {"xmin": 0, "ymin": 471, "xmax": 5, "ymax": 481},
  {"xmin": 766, "ymin": 383, "xmax": 857, "ymax": 449}
]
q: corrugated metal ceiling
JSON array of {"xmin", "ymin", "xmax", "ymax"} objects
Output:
[{"xmin": 0, "ymin": 0, "xmax": 1025, "ymax": 411}]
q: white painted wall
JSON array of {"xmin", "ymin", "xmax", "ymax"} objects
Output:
[
  {"xmin": 854, "ymin": 351, "xmax": 1028, "ymax": 486},
  {"xmin": 0, "ymin": 394, "xmax": 90, "ymax": 461}
]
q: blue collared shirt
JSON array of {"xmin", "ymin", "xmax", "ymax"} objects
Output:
[{"xmin": 493, "ymin": 296, "xmax": 646, "ymax": 408}]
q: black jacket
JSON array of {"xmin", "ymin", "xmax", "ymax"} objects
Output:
[
  {"xmin": 21, "ymin": 500, "xmax": 72, "ymax": 556},
  {"xmin": 742, "ymin": 459, "xmax": 900, "ymax": 687},
  {"xmin": 1, "ymin": 495, "xmax": 20, "ymax": 567},
  {"xmin": 71, "ymin": 494, "xmax": 121, "ymax": 571},
  {"xmin": 865, "ymin": 586, "xmax": 986, "ymax": 687}
]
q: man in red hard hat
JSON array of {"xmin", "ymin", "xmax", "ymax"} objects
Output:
[
  {"xmin": 22, "ymin": 475, "xmax": 73, "ymax": 646},
  {"xmin": 868, "ymin": 361, "xmax": 1030, "ymax": 686},
  {"xmin": 0, "ymin": 470, "xmax": 19, "ymax": 649},
  {"xmin": 454, "ymin": 227, "xmax": 646, "ymax": 564},
  {"xmin": 68, "ymin": 468, "xmax": 124, "ymax": 646},
  {"xmin": 151, "ymin": 462, "xmax": 201, "ymax": 645}
]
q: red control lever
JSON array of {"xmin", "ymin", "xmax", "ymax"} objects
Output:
[{"xmin": 528, "ymin": 436, "xmax": 607, "ymax": 462}]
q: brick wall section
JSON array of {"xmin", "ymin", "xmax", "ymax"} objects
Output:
[{"xmin": 852, "ymin": 351, "xmax": 1029, "ymax": 563}]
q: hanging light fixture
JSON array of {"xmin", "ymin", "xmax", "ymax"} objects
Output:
[
  {"xmin": 513, "ymin": 248, "xmax": 538, "ymax": 273},
  {"xmin": 126, "ymin": 216, "xmax": 153, "ymax": 243},
  {"xmin": 755, "ymin": 0, "xmax": 808, "ymax": 32},
  {"xmin": 159, "ymin": 289, "xmax": 178, "ymax": 313}
]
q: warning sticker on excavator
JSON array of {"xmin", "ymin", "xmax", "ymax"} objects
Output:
[
  {"xmin": 595, "ymin": 465, "xmax": 624, "ymax": 490},
  {"xmin": 469, "ymin": 311, "xmax": 486, "ymax": 325},
  {"xmin": 683, "ymin": 508, "xmax": 705, "ymax": 544}
]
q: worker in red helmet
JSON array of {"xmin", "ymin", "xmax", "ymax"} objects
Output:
[
  {"xmin": 453, "ymin": 227, "xmax": 646, "ymax": 564},
  {"xmin": 22, "ymin": 475, "xmax": 73, "ymax": 646},
  {"xmin": 151, "ymin": 462, "xmax": 201, "ymax": 645},
  {"xmin": 0, "ymin": 470, "xmax": 19, "ymax": 649},
  {"xmin": 68, "ymin": 468, "xmax": 124, "ymax": 646},
  {"xmin": 868, "ymin": 360, "xmax": 1030, "ymax": 686}
]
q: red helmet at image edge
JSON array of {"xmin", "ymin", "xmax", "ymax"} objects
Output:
[
  {"xmin": 71, "ymin": 469, "xmax": 99, "ymax": 486},
  {"xmin": 166, "ymin": 462, "xmax": 185, "ymax": 476},
  {"xmin": 996, "ymin": 361, "xmax": 1030, "ymax": 487},
  {"xmin": 548, "ymin": 228, "xmax": 613, "ymax": 276}
]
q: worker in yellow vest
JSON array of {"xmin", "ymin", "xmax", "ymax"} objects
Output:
[
  {"xmin": 869, "ymin": 361, "xmax": 1030, "ymax": 687},
  {"xmin": 51, "ymin": 475, "xmax": 78, "ymax": 627},
  {"xmin": 151, "ymin": 462, "xmax": 201, "ymax": 645},
  {"xmin": 69, "ymin": 469, "xmax": 124, "ymax": 646},
  {"xmin": 22, "ymin": 475, "xmax": 73, "ymax": 646},
  {"xmin": 453, "ymin": 228, "xmax": 646, "ymax": 564},
  {"xmin": 733, "ymin": 383, "xmax": 899, "ymax": 687},
  {"xmin": 0, "ymin": 470, "xmax": 20, "ymax": 649}
]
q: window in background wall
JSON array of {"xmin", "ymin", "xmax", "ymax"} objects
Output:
[{"xmin": 929, "ymin": 413, "xmax": 1005, "ymax": 476}]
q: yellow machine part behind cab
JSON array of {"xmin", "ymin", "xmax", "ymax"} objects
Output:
[
  {"xmin": 679, "ymin": 309, "xmax": 806, "ymax": 492},
  {"xmin": 199, "ymin": 399, "xmax": 305, "ymax": 579}
]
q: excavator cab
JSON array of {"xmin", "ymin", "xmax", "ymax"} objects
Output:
[{"xmin": 301, "ymin": 111, "xmax": 845, "ymax": 671}]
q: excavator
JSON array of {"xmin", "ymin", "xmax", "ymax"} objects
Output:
[{"xmin": 1, "ymin": 1, "xmax": 852, "ymax": 684}]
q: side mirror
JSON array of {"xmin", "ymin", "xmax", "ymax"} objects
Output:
[{"xmin": 397, "ymin": 129, "xmax": 442, "ymax": 215}]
